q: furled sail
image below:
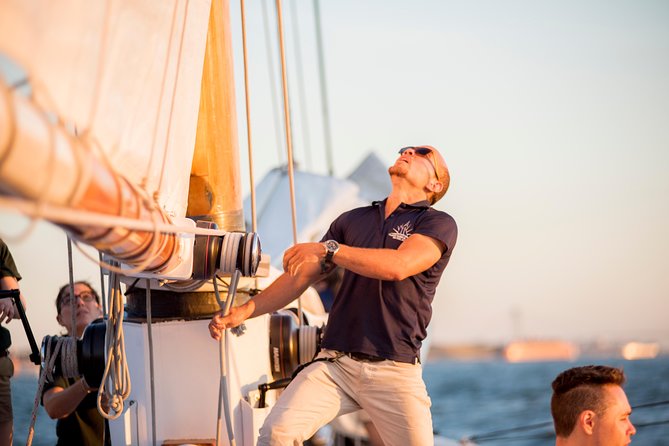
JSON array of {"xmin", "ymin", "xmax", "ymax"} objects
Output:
[{"xmin": 0, "ymin": 0, "xmax": 213, "ymax": 273}]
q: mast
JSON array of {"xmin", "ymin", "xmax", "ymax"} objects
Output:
[{"xmin": 188, "ymin": 0, "xmax": 245, "ymax": 232}]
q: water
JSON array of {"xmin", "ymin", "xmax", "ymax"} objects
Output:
[
  {"xmin": 425, "ymin": 356, "xmax": 669, "ymax": 445},
  {"xmin": 10, "ymin": 357, "xmax": 669, "ymax": 445},
  {"xmin": 11, "ymin": 373, "xmax": 56, "ymax": 446}
]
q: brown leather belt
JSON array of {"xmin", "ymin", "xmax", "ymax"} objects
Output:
[{"xmin": 346, "ymin": 351, "xmax": 386, "ymax": 362}]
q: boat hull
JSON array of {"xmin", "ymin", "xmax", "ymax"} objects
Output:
[{"xmin": 109, "ymin": 316, "xmax": 273, "ymax": 445}]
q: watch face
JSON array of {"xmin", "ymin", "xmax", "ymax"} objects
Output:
[{"xmin": 326, "ymin": 240, "xmax": 339, "ymax": 252}]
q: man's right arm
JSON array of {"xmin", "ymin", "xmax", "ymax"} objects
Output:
[{"xmin": 208, "ymin": 262, "xmax": 322, "ymax": 341}]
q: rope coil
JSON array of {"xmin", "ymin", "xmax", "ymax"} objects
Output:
[
  {"xmin": 218, "ymin": 232, "xmax": 260, "ymax": 277},
  {"xmin": 59, "ymin": 336, "xmax": 79, "ymax": 378},
  {"xmin": 97, "ymin": 270, "xmax": 131, "ymax": 420},
  {"xmin": 219, "ymin": 232, "xmax": 243, "ymax": 275}
]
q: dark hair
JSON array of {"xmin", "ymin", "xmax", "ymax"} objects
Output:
[
  {"xmin": 550, "ymin": 365, "xmax": 626, "ymax": 437},
  {"xmin": 55, "ymin": 281, "xmax": 101, "ymax": 314}
]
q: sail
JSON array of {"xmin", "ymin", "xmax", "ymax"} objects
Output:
[
  {"xmin": 246, "ymin": 167, "xmax": 363, "ymax": 268},
  {"xmin": 0, "ymin": 0, "xmax": 211, "ymax": 217}
]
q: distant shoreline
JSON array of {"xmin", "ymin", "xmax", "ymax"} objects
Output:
[{"xmin": 9, "ymin": 338, "xmax": 667, "ymax": 377}]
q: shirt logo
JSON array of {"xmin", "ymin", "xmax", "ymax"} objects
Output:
[{"xmin": 388, "ymin": 222, "xmax": 412, "ymax": 241}]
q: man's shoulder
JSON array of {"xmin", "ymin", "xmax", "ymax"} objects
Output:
[
  {"xmin": 0, "ymin": 240, "xmax": 21, "ymax": 280},
  {"xmin": 416, "ymin": 208, "xmax": 458, "ymax": 250},
  {"xmin": 423, "ymin": 207, "xmax": 457, "ymax": 226},
  {"xmin": 337, "ymin": 203, "xmax": 378, "ymax": 220}
]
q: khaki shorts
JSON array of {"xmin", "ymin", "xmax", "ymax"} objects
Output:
[{"xmin": 0, "ymin": 356, "xmax": 14, "ymax": 422}]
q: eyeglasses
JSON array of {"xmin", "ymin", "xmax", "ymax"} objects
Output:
[
  {"xmin": 60, "ymin": 291, "xmax": 96, "ymax": 308},
  {"xmin": 398, "ymin": 146, "xmax": 440, "ymax": 181}
]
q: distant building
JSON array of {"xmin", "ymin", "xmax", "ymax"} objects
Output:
[
  {"xmin": 503, "ymin": 340, "xmax": 579, "ymax": 363},
  {"xmin": 621, "ymin": 341, "xmax": 659, "ymax": 360}
]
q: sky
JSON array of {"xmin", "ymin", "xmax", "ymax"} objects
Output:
[{"xmin": 1, "ymin": 0, "xmax": 668, "ymax": 353}]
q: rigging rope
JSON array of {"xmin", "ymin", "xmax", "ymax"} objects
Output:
[
  {"xmin": 633, "ymin": 399, "xmax": 669, "ymax": 409},
  {"xmin": 27, "ymin": 234, "xmax": 80, "ymax": 445},
  {"xmin": 239, "ymin": 0, "xmax": 258, "ymax": 235},
  {"xmin": 1, "ymin": 4, "xmax": 181, "ymax": 276},
  {"xmin": 312, "ymin": 0, "xmax": 334, "ymax": 176},
  {"xmin": 27, "ymin": 237, "xmax": 87, "ymax": 445},
  {"xmin": 66, "ymin": 199, "xmax": 166, "ymax": 276},
  {"xmin": 0, "ymin": 191, "xmax": 181, "ymax": 278},
  {"xmin": 151, "ymin": 0, "xmax": 189, "ymax": 194},
  {"xmin": 634, "ymin": 419, "xmax": 669, "ymax": 428},
  {"xmin": 289, "ymin": 0, "xmax": 313, "ymax": 170},
  {"xmin": 0, "ymin": 195, "xmax": 220, "ymax": 236},
  {"xmin": 274, "ymin": 0, "xmax": 303, "ymax": 325},
  {"xmin": 68, "ymin": 126, "xmax": 174, "ymax": 277},
  {"xmin": 464, "ymin": 421, "xmax": 553, "ymax": 443},
  {"xmin": 79, "ymin": 0, "xmax": 110, "ymax": 136},
  {"xmin": 8, "ymin": 77, "xmax": 29, "ymax": 90},
  {"xmin": 162, "ymin": 278, "xmax": 209, "ymax": 292},
  {"xmin": 261, "ymin": 0, "xmax": 286, "ymax": 163},
  {"xmin": 98, "ymin": 270, "xmax": 131, "ymax": 420},
  {"xmin": 99, "ymin": 251, "xmax": 108, "ymax": 316},
  {"xmin": 66, "ymin": 237, "xmax": 77, "ymax": 340},
  {"xmin": 26, "ymin": 336, "xmax": 65, "ymax": 446},
  {"xmin": 0, "ymin": 95, "xmax": 171, "ymax": 277},
  {"xmin": 464, "ymin": 399, "xmax": 669, "ymax": 443},
  {"xmin": 214, "ymin": 273, "xmax": 240, "ymax": 446},
  {"xmin": 145, "ymin": 280, "xmax": 158, "ymax": 446}
]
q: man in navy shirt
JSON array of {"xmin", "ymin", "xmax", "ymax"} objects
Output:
[{"xmin": 209, "ymin": 145, "xmax": 457, "ymax": 446}]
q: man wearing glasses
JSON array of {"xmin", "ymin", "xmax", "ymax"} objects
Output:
[{"xmin": 209, "ymin": 145, "xmax": 457, "ymax": 446}]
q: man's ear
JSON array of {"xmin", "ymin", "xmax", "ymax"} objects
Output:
[
  {"xmin": 579, "ymin": 410, "xmax": 596, "ymax": 435},
  {"xmin": 427, "ymin": 180, "xmax": 444, "ymax": 194}
]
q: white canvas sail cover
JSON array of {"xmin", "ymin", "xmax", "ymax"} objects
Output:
[
  {"xmin": 245, "ymin": 167, "xmax": 364, "ymax": 268},
  {"xmin": 0, "ymin": 0, "xmax": 212, "ymax": 217}
]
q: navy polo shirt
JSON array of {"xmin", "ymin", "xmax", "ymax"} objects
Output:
[{"xmin": 319, "ymin": 199, "xmax": 457, "ymax": 363}]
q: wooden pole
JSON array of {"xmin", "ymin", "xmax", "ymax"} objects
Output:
[{"xmin": 188, "ymin": 0, "xmax": 245, "ymax": 232}]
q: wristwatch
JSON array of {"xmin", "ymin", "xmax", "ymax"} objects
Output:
[
  {"xmin": 321, "ymin": 240, "xmax": 340, "ymax": 273},
  {"xmin": 323, "ymin": 240, "xmax": 340, "ymax": 263}
]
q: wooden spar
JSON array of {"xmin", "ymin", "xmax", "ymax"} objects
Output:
[
  {"xmin": 188, "ymin": 0, "xmax": 245, "ymax": 232},
  {"xmin": 0, "ymin": 83, "xmax": 178, "ymax": 273}
]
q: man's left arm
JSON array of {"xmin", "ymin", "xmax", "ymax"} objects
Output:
[{"xmin": 284, "ymin": 234, "xmax": 445, "ymax": 282}]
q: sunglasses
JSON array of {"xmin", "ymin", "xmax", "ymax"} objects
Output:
[{"xmin": 398, "ymin": 146, "xmax": 440, "ymax": 180}]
